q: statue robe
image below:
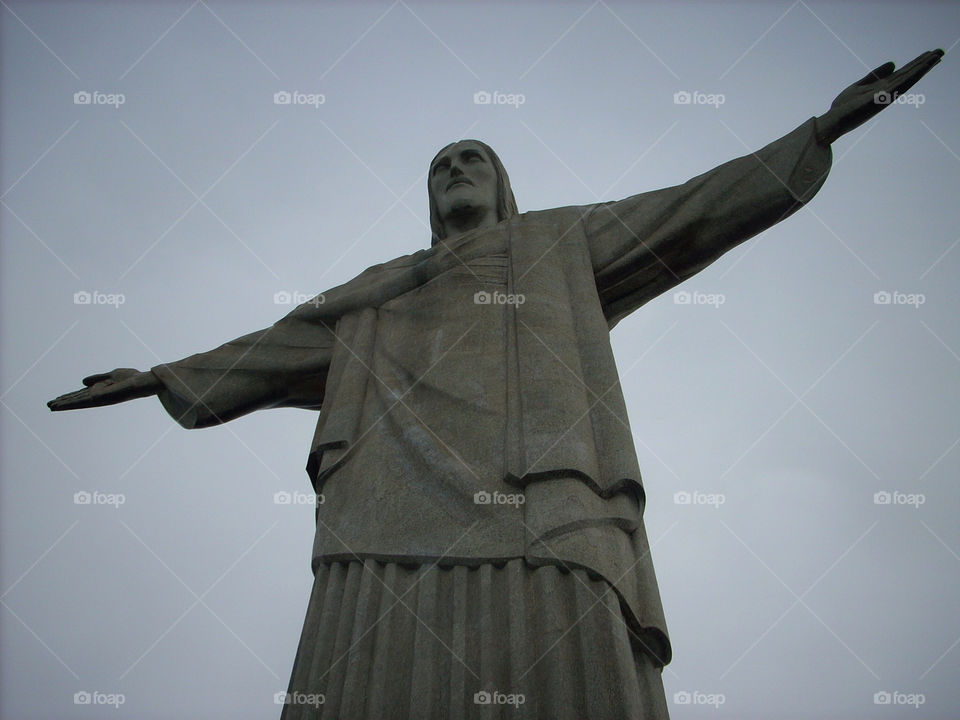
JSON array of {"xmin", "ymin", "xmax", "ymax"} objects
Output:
[{"xmin": 151, "ymin": 118, "xmax": 831, "ymax": 687}]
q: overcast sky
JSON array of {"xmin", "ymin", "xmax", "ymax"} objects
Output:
[{"xmin": 2, "ymin": 1, "xmax": 959, "ymax": 718}]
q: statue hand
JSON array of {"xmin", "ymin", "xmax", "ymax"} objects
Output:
[
  {"xmin": 816, "ymin": 49, "xmax": 944, "ymax": 144},
  {"xmin": 47, "ymin": 369, "xmax": 160, "ymax": 411}
]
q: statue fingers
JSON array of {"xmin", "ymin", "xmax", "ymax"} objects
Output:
[
  {"xmin": 854, "ymin": 61, "xmax": 895, "ymax": 87},
  {"xmin": 882, "ymin": 50, "xmax": 943, "ymax": 92},
  {"xmin": 82, "ymin": 372, "xmax": 114, "ymax": 386},
  {"xmin": 82, "ymin": 368, "xmax": 139, "ymax": 386},
  {"xmin": 878, "ymin": 61, "xmax": 940, "ymax": 107},
  {"xmin": 48, "ymin": 388, "xmax": 94, "ymax": 410}
]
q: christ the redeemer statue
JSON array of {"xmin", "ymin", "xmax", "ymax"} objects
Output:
[{"xmin": 50, "ymin": 51, "xmax": 943, "ymax": 719}]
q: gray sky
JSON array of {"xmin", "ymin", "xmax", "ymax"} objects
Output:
[{"xmin": 2, "ymin": 1, "xmax": 959, "ymax": 718}]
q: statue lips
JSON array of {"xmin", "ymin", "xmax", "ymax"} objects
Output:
[{"xmin": 446, "ymin": 177, "xmax": 474, "ymax": 192}]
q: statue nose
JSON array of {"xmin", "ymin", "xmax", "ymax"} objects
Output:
[{"xmin": 450, "ymin": 165, "xmax": 463, "ymax": 177}]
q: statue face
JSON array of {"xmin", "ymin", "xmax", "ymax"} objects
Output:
[{"xmin": 429, "ymin": 141, "xmax": 498, "ymax": 227}]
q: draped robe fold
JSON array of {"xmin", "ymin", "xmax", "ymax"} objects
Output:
[{"xmin": 151, "ymin": 118, "xmax": 832, "ymax": 673}]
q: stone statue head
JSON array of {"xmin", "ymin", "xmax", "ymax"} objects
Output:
[{"xmin": 428, "ymin": 139, "xmax": 518, "ymax": 244}]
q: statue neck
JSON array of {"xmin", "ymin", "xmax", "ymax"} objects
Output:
[{"xmin": 440, "ymin": 206, "xmax": 498, "ymax": 241}]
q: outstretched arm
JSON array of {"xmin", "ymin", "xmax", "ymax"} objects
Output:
[
  {"xmin": 47, "ymin": 241, "xmax": 445, "ymax": 426},
  {"xmin": 588, "ymin": 50, "xmax": 943, "ymax": 327},
  {"xmin": 48, "ymin": 303, "xmax": 335, "ymax": 428},
  {"xmin": 587, "ymin": 115, "xmax": 832, "ymax": 326}
]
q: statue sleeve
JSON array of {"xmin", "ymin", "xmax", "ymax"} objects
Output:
[
  {"xmin": 585, "ymin": 116, "xmax": 832, "ymax": 327},
  {"xmin": 149, "ymin": 308, "xmax": 335, "ymax": 429}
]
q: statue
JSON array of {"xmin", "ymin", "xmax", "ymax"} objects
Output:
[{"xmin": 49, "ymin": 51, "xmax": 944, "ymax": 719}]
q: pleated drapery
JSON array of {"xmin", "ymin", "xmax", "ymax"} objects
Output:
[{"xmin": 280, "ymin": 558, "xmax": 669, "ymax": 720}]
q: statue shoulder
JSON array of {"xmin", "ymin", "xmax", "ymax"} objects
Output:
[
  {"xmin": 361, "ymin": 247, "xmax": 431, "ymax": 274},
  {"xmin": 508, "ymin": 204, "xmax": 597, "ymax": 235}
]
